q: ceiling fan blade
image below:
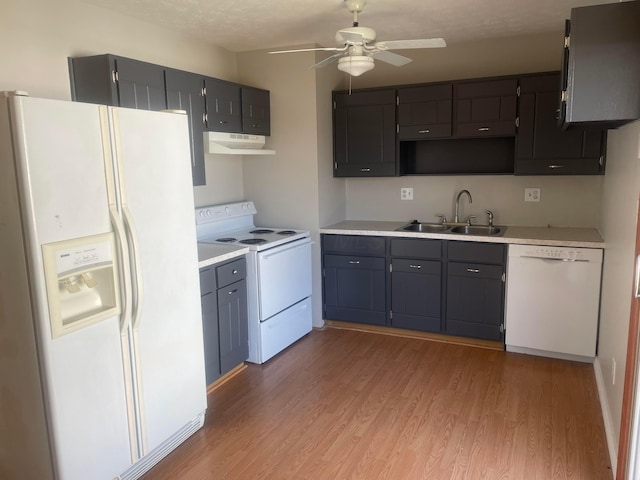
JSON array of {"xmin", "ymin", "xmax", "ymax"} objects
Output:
[
  {"xmin": 370, "ymin": 50, "xmax": 412, "ymax": 67},
  {"xmin": 375, "ymin": 38, "xmax": 447, "ymax": 50},
  {"xmin": 269, "ymin": 47, "xmax": 344, "ymax": 55},
  {"xmin": 311, "ymin": 53, "xmax": 345, "ymax": 69}
]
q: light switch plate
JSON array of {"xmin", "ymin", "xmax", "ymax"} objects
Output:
[
  {"xmin": 401, "ymin": 187, "xmax": 413, "ymax": 200},
  {"xmin": 525, "ymin": 187, "xmax": 541, "ymax": 202}
]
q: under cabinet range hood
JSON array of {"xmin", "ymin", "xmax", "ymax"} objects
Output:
[{"xmin": 205, "ymin": 131, "xmax": 276, "ymax": 156}]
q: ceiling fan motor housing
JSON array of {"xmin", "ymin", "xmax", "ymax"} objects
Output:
[{"xmin": 335, "ymin": 26, "xmax": 376, "ymax": 45}]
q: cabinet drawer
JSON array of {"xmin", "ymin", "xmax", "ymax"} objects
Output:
[
  {"xmin": 447, "ymin": 241, "xmax": 505, "ymax": 265},
  {"xmin": 324, "ymin": 254, "xmax": 385, "ymax": 271},
  {"xmin": 216, "ymin": 257, "xmax": 247, "ymax": 288},
  {"xmin": 390, "ymin": 238, "xmax": 442, "ymax": 259},
  {"xmin": 199, "ymin": 266, "xmax": 217, "ymax": 295},
  {"xmin": 448, "ymin": 262, "xmax": 503, "ymax": 280},
  {"xmin": 392, "ymin": 259, "xmax": 440, "ymax": 275},
  {"xmin": 322, "ymin": 235, "xmax": 386, "ymax": 256},
  {"xmin": 399, "ymin": 124, "xmax": 451, "ymax": 140}
]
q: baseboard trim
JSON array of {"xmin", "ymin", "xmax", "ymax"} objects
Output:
[
  {"xmin": 206, "ymin": 363, "xmax": 247, "ymax": 395},
  {"xmin": 324, "ymin": 320, "xmax": 504, "ymax": 351},
  {"xmin": 594, "ymin": 356, "xmax": 618, "ymax": 477}
]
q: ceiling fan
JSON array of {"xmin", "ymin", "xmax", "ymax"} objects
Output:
[{"xmin": 268, "ymin": 0, "xmax": 446, "ymax": 77}]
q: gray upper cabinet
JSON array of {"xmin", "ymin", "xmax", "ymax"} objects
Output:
[
  {"xmin": 516, "ymin": 72, "xmax": 606, "ymax": 175},
  {"xmin": 398, "ymin": 84, "xmax": 452, "ymax": 140},
  {"xmin": 455, "ymin": 78, "xmax": 518, "ymax": 138},
  {"xmin": 560, "ymin": 1, "xmax": 640, "ymax": 128},
  {"xmin": 204, "ymin": 77, "xmax": 242, "ymax": 133},
  {"xmin": 333, "ymin": 89, "xmax": 398, "ymax": 177},
  {"xmin": 69, "ymin": 54, "xmax": 166, "ymax": 110},
  {"xmin": 241, "ymin": 86, "xmax": 271, "ymax": 136},
  {"xmin": 165, "ymin": 69, "xmax": 206, "ymax": 186}
]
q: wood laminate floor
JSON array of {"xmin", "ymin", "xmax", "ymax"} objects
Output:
[{"xmin": 142, "ymin": 328, "xmax": 612, "ymax": 480}]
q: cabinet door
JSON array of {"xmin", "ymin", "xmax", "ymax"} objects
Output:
[
  {"xmin": 446, "ymin": 262, "xmax": 504, "ymax": 341},
  {"xmin": 333, "ymin": 89, "xmax": 397, "ymax": 177},
  {"xmin": 516, "ymin": 73, "xmax": 605, "ymax": 175},
  {"xmin": 242, "ymin": 86, "xmax": 270, "ymax": 136},
  {"xmin": 323, "ymin": 254, "xmax": 386, "ymax": 325},
  {"xmin": 455, "ymin": 79, "xmax": 517, "ymax": 137},
  {"xmin": 391, "ymin": 259, "xmax": 441, "ymax": 332},
  {"xmin": 204, "ymin": 77, "xmax": 242, "ymax": 133},
  {"xmin": 165, "ymin": 69, "xmax": 206, "ymax": 186},
  {"xmin": 114, "ymin": 57, "xmax": 167, "ymax": 110},
  {"xmin": 199, "ymin": 267, "xmax": 221, "ymax": 385},
  {"xmin": 561, "ymin": 2, "xmax": 640, "ymax": 127},
  {"xmin": 398, "ymin": 84, "xmax": 452, "ymax": 140},
  {"xmin": 218, "ymin": 279, "xmax": 248, "ymax": 374}
]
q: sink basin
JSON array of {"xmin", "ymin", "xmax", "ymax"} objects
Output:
[
  {"xmin": 450, "ymin": 225, "xmax": 503, "ymax": 236},
  {"xmin": 398, "ymin": 223, "xmax": 451, "ymax": 233}
]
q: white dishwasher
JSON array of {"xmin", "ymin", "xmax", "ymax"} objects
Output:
[{"xmin": 505, "ymin": 244, "xmax": 603, "ymax": 362}]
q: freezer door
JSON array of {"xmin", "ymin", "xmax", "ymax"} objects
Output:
[
  {"xmin": 110, "ymin": 107, "xmax": 207, "ymax": 455},
  {"xmin": 8, "ymin": 95, "xmax": 133, "ymax": 479}
]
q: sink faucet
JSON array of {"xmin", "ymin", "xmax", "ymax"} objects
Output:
[{"xmin": 454, "ymin": 189, "xmax": 472, "ymax": 223}]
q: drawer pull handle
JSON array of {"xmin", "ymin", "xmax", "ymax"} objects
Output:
[
  {"xmin": 478, "ymin": 127, "xmax": 490, "ymax": 132},
  {"xmin": 348, "ymin": 260, "xmax": 360, "ymax": 265},
  {"xmin": 360, "ymin": 168, "xmax": 371, "ymax": 172},
  {"xmin": 228, "ymin": 289, "xmax": 238, "ymax": 295},
  {"xmin": 219, "ymin": 120, "xmax": 228, "ymax": 124},
  {"xmin": 409, "ymin": 264, "xmax": 422, "ymax": 269},
  {"xmin": 548, "ymin": 164, "xmax": 565, "ymax": 169},
  {"xmin": 418, "ymin": 129, "xmax": 430, "ymax": 134},
  {"xmin": 467, "ymin": 268, "xmax": 480, "ymax": 273},
  {"xmin": 232, "ymin": 269, "xmax": 238, "ymax": 274}
]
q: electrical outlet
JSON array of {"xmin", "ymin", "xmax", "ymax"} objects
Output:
[
  {"xmin": 401, "ymin": 187, "xmax": 413, "ymax": 201},
  {"xmin": 612, "ymin": 357, "xmax": 617, "ymax": 385},
  {"xmin": 524, "ymin": 187, "xmax": 541, "ymax": 202}
]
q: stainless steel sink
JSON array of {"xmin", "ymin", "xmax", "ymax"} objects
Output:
[
  {"xmin": 398, "ymin": 223, "xmax": 451, "ymax": 233},
  {"xmin": 450, "ymin": 225, "xmax": 503, "ymax": 236}
]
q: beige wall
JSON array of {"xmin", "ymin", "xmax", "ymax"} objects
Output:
[{"xmin": 596, "ymin": 120, "xmax": 640, "ymax": 467}]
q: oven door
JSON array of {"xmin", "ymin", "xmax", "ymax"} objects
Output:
[{"xmin": 257, "ymin": 238, "xmax": 312, "ymax": 320}]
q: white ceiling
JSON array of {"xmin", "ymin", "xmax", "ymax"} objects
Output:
[{"xmin": 82, "ymin": 0, "xmax": 613, "ymax": 53}]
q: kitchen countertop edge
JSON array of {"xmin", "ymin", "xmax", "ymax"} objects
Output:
[
  {"xmin": 320, "ymin": 221, "xmax": 604, "ymax": 248},
  {"xmin": 197, "ymin": 243, "xmax": 250, "ymax": 268}
]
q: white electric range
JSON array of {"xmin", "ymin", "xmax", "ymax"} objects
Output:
[{"xmin": 195, "ymin": 202, "xmax": 312, "ymax": 364}]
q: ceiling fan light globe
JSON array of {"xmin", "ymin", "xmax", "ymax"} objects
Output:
[{"xmin": 337, "ymin": 55, "xmax": 375, "ymax": 76}]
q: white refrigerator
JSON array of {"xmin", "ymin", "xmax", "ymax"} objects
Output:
[{"xmin": 0, "ymin": 92, "xmax": 207, "ymax": 480}]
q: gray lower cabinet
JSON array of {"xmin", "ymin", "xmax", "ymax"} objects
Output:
[
  {"xmin": 322, "ymin": 235, "xmax": 387, "ymax": 326},
  {"xmin": 390, "ymin": 238, "xmax": 443, "ymax": 333},
  {"xmin": 445, "ymin": 241, "xmax": 506, "ymax": 341},
  {"xmin": 199, "ymin": 257, "xmax": 248, "ymax": 385}
]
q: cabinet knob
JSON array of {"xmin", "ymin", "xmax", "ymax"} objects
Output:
[
  {"xmin": 219, "ymin": 120, "xmax": 228, "ymax": 124},
  {"xmin": 228, "ymin": 289, "xmax": 238, "ymax": 295},
  {"xmin": 232, "ymin": 269, "xmax": 238, "ymax": 274}
]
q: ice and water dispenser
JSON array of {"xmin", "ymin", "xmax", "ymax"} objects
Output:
[{"xmin": 42, "ymin": 233, "xmax": 120, "ymax": 338}]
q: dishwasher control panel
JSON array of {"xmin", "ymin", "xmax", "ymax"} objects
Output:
[{"xmin": 509, "ymin": 244, "xmax": 603, "ymax": 263}]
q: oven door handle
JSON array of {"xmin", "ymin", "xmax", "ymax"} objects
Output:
[{"xmin": 261, "ymin": 239, "xmax": 314, "ymax": 260}]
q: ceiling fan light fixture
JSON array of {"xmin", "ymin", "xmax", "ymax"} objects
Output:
[{"xmin": 337, "ymin": 55, "xmax": 374, "ymax": 76}]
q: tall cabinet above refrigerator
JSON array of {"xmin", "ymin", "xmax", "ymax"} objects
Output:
[{"xmin": 0, "ymin": 91, "xmax": 207, "ymax": 480}]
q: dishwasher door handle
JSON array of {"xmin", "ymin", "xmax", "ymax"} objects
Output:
[{"xmin": 520, "ymin": 255, "xmax": 590, "ymax": 263}]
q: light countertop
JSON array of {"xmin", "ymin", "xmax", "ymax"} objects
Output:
[
  {"xmin": 320, "ymin": 220, "xmax": 604, "ymax": 248},
  {"xmin": 197, "ymin": 243, "xmax": 249, "ymax": 268}
]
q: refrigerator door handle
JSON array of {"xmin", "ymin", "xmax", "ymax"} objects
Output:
[
  {"xmin": 110, "ymin": 206, "xmax": 133, "ymax": 333},
  {"xmin": 123, "ymin": 205, "xmax": 144, "ymax": 330}
]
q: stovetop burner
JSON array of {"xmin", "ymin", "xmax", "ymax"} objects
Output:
[
  {"xmin": 277, "ymin": 230, "xmax": 297, "ymax": 235},
  {"xmin": 239, "ymin": 238, "xmax": 268, "ymax": 245},
  {"xmin": 216, "ymin": 237, "xmax": 237, "ymax": 243},
  {"xmin": 250, "ymin": 229, "xmax": 274, "ymax": 234}
]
